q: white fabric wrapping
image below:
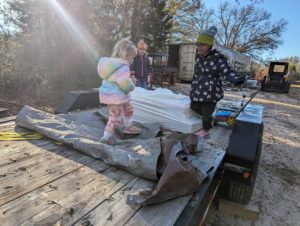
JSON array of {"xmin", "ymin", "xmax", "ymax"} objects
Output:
[{"xmin": 131, "ymin": 88, "xmax": 202, "ymax": 133}]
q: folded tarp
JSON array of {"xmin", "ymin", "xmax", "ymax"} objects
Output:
[
  {"xmin": 130, "ymin": 88, "xmax": 202, "ymax": 133},
  {"xmin": 16, "ymin": 105, "xmax": 161, "ymax": 180},
  {"xmin": 15, "ymin": 105, "xmax": 210, "ymax": 204}
]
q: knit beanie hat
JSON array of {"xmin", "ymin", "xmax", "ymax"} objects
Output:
[{"xmin": 197, "ymin": 26, "xmax": 217, "ymax": 46}]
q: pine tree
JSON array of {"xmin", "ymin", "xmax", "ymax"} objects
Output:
[{"xmin": 139, "ymin": 1, "xmax": 172, "ymax": 52}]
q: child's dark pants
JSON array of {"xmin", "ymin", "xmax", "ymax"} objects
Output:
[{"xmin": 190, "ymin": 101, "xmax": 216, "ymax": 130}]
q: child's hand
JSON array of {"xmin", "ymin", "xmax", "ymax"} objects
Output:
[
  {"xmin": 131, "ymin": 76, "xmax": 138, "ymax": 85},
  {"xmin": 147, "ymin": 75, "xmax": 152, "ymax": 88}
]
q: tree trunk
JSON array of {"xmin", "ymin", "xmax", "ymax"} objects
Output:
[{"xmin": 131, "ymin": 0, "xmax": 143, "ymax": 43}]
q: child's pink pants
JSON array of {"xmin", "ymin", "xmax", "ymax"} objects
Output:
[{"xmin": 105, "ymin": 102, "xmax": 133, "ymax": 133}]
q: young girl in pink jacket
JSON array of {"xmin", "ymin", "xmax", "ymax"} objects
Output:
[{"xmin": 98, "ymin": 38, "xmax": 140, "ymax": 145}]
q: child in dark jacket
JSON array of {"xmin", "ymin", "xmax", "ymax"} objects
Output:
[
  {"xmin": 191, "ymin": 26, "xmax": 244, "ymax": 138},
  {"xmin": 130, "ymin": 40, "xmax": 151, "ymax": 89}
]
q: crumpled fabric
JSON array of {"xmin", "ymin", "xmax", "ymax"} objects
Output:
[
  {"xmin": 15, "ymin": 106, "xmax": 212, "ymax": 205},
  {"xmin": 126, "ymin": 134, "xmax": 207, "ymax": 205},
  {"xmin": 15, "ymin": 106, "xmax": 161, "ymax": 180}
]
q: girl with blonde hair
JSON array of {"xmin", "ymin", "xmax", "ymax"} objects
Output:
[{"xmin": 98, "ymin": 38, "xmax": 141, "ymax": 145}]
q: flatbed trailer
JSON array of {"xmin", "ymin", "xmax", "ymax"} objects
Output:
[{"xmin": 0, "ymin": 97, "xmax": 263, "ymax": 225}]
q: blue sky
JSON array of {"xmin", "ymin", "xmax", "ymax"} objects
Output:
[{"xmin": 202, "ymin": 0, "xmax": 300, "ymax": 60}]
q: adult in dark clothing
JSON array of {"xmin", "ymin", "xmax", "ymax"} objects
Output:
[
  {"xmin": 130, "ymin": 40, "xmax": 151, "ymax": 89},
  {"xmin": 190, "ymin": 26, "xmax": 244, "ymax": 137}
]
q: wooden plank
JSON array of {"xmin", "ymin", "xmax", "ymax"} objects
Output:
[
  {"xmin": 174, "ymin": 150, "xmax": 226, "ymax": 226},
  {"xmin": 218, "ymin": 199, "xmax": 259, "ymax": 220},
  {"xmin": 1, "ymin": 159, "xmax": 112, "ymax": 226},
  {"xmin": 73, "ymin": 132, "xmax": 230, "ymax": 226},
  {"xmin": 124, "ymin": 195, "xmax": 190, "ymax": 226},
  {"xmin": 0, "ymin": 123, "xmax": 37, "ymax": 150},
  {"xmin": 0, "ymin": 140, "xmax": 55, "ymax": 166},
  {"xmin": 0, "ymin": 141, "xmax": 64, "ymax": 169},
  {"xmin": 0, "ymin": 113, "xmax": 234, "ymax": 226},
  {"xmin": 0, "ymin": 138, "xmax": 51, "ymax": 153},
  {"xmin": 72, "ymin": 162, "xmax": 216, "ymax": 226},
  {"xmin": 0, "ymin": 140, "xmax": 52, "ymax": 162},
  {"xmin": 0, "ymin": 123, "xmax": 37, "ymax": 136},
  {"xmin": 0, "ymin": 133, "xmax": 48, "ymax": 152},
  {"xmin": 0, "ymin": 146, "xmax": 94, "ymax": 206},
  {"xmin": 0, "ymin": 124, "xmax": 50, "ymax": 168},
  {"xmin": 0, "ymin": 122, "xmax": 15, "ymax": 131},
  {"xmin": 74, "ymin": 177, "xmax": 154, "ymax": 226},
  {"xmin": 0, "ymin": 125, "xmax": 45, "ymax": 151},
  {"xmin": 123, "ymin": 142, "xmax": 228, "ymax": 226},
  {"xmin": 0, "ymin": 116, "xmax": 16, "ymax": 124},
  {"xmin": 13, "ymin": 166, "xmax": 134, "ymax": 226}
]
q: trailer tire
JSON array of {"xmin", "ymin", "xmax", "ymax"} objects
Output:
[
  {"xmin": 222, "ymin": 123, "xmax": 263, "ymax": 204},
  {"xmin": 228, "ymin": 181, "xmax": 253, "ymax": 204},
  {"xmin": 260, "ymin": 77, "xmax": 266, "ymax": 91},
  {"xmin": 283, "ymin": 83, "xmax": 290, "ymax": 93}
]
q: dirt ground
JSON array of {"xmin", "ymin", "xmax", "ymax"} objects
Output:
[
  {"xmin": 170, "ymin": 83, "xmax": 300, "ymax": 226},
  {"xmin": 1, "ymin": 84, "xmax": 299, "ymax": 226},
  {"xmin": 0, "ymin": 94, "xmax": 56, "ymax": 116}
]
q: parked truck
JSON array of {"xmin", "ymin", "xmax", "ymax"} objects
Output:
[{"xmin": 166, "ymin": 43, "xmax": 252, "ymax": 82}]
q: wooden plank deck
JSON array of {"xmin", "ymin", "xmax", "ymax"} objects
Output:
[
  {"xmin": 0, "ymin": 121, "xmax": 230, "ymax": 226},
  {"xmin": 0, "ymin": 116, "xmax": 16, "ymax": 124}
]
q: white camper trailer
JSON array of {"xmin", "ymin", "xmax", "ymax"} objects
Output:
[{"xmin": 167, "ymin": 43, "xmax": 251, "ymax": 82}]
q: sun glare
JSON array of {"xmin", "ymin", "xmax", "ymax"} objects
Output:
[{"xmin": 46, "ymin": 0, "xmax": 98, "ymax": 60}]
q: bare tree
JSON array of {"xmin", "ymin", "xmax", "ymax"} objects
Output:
[
  {"xmin": 186, "ymin": 3, "xmax": 214, "ymax": 42},
  {"xmin": 166, "ymin": 0, "xmax": 205, "ymax": 42},
  {"xmin": 235, "ymin": 0, "xmax": 264, "ymax": 4},
  {"xmin": 214, "ymin": 1, "xmax": 287, "ymax": 58}
]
